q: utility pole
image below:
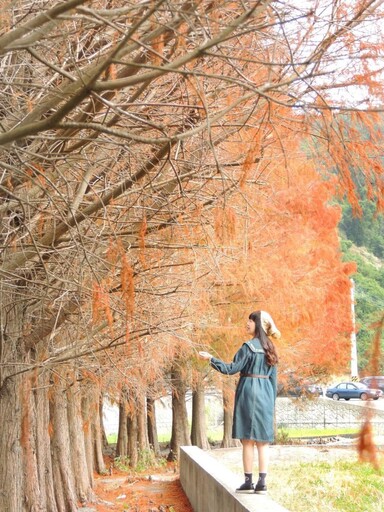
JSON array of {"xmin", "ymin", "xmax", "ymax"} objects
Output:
[{"xmin": 350, "ymin": 278, "xmax": 359, "ymax": 381}]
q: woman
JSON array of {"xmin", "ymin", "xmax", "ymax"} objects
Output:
[{"xmin": 199, "ymin": 310, "xmax": 280, "ymax": 494}]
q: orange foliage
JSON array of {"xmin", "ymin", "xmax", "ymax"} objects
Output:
[
  {"xmin": 199, "ymin": 123, "xmax": 356, "ymax": 380},
  {"xmin": 121, "ymin": 252, "xmax": 135, "ymax": 318},
  {"xmin": 151, "ymin": 34, "xmax": 164, "ymax": 65},
  {"xmin": 239, "ymin": 129, "xmax": 262, "ymax": 189},
  {"xmin": 92, "ymin": 281, "xmax": 114, "ymax": 333},
  {"xmin": 104, "ymin": 63, "xmax": 117, "ymax": 81},
  {"xmin": 214, "ymin": 206, "xmax": 236, "ymax": 244},
  {"xmin": 261, "ymin": 170, "xmax": 354, "ymax": 374},
  {"xmin": 92, "ymin": 282, "xmax": 103, "ymax": 324},
  {"xmin": 315, "ymin": 110, "xmax": 384, "ymax": 214},
  {"xmin": 94, "ymin": 239, "xmax": 135, "ymax": 334}
]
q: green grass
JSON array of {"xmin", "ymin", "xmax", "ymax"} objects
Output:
[
  {"xmin": 269, "ymin": 460, "xmax": 384, "ymax": 512},
  {"xmin": 278, "ymin": 427, "xmax": 360, "ymax": 438},
  {"xmin": 107, "ymin": 433, "xmax": 118, "ymax": 444},
  {"xmin": 107, "ymin": 429, "xmax": 225, "ymax": 445},
  {"xmin": 224, "ymin": 451, "xmax": 384, "ymax": 512},
  {"xmin": 107, "ymin": 427, "xmax": 359, "ymax": 446}
]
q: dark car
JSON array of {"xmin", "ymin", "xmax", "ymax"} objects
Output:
[
  {"xmin": 360, "ymin": 376, "xmax": 384, "ymax": 393},
  {"xmin": 278, "ymin": 379, "xmax": 323, "ymax": 398},
  {"xmin": 326, "ymin": 382, "xmax": 382, "ymax": 401}
]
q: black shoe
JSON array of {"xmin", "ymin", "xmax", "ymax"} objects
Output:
[
  {"xmin": 236, "ymin": 482, "xmax": 254, "ymax": 493},
  {"xmin": 254, "ymin": 483, "xmax": 267, "ymax": 495}
]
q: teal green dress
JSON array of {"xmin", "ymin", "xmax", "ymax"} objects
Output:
[{"xmin": 210, "ymin": 337, "xmax": 277, "ymax": 442}]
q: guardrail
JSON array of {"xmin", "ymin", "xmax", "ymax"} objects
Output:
[{"xmin": 276, "ymin": 397, "xmax": 384, "ymax": 431}]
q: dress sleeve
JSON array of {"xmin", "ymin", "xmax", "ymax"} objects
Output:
[{"xmin": 210, "ymin": 344, "xmax": 248, "ymax": 376}]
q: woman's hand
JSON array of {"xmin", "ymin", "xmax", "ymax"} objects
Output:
[{"xmin": 198, "ymin": 351, "xmax": 212, "ymax": 360}]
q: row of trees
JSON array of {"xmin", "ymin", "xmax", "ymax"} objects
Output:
[{"xmin": 1, "ymin": 1, "xmax": 384, "ymax": 510}]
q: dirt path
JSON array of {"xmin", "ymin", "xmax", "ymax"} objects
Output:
[{"xmin": 90, "ymin": 462, "xmax": 193, "ymax": 512}]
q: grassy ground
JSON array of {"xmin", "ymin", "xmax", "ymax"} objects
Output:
[
  {"xmin": 106, "ymin": 428, "xmax": 384, "ymax": 511},
  {"xmin": 268, "ymin": 459, "xmax": 384, "ymax": 512},
  {"xmin": 208, "ymin": 426, "xmax": 384, "ymax": 512},
  {"xmin": 277, "ymin": 426, "xmax": 360, "ymax": 439},
  {"xmin": 106, "ymin": 427, "xmax": 360, "ymax": 445}
]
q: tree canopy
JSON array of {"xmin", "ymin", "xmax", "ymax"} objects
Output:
[{"xmin": 1, "ymin": 1, "xmax": 384, "ymax": 510}]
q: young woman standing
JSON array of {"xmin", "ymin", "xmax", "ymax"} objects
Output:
[{"xmin": 199, "ymin": 310, "xmax": 280, "ymax": 494}]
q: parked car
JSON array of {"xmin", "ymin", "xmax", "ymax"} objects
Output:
[
  {"xmin": 277, "ymin": 378, "xmax": 323, "ymax": 398},
  {"xmin": 306, "ymin": 384, "xmax": 323, "ymax": 396},
  {"xmin": 326, "ymin": 382, "xmax": 382, "ymax": 401},
  {"xmin": 360, "ymin": 376, "xmax": 384, "ymax": 393}
]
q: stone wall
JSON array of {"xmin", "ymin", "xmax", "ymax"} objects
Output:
[{"xmin": 276, "ymin": 397, "xmax": 384, "ymax": 432}]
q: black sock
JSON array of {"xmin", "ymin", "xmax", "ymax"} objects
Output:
[
  {"xmin": 258, "ymin": 473, "xmax": 267, "ymax": 486},
  {"xmin": 245, "ymin": 472, "xmax": 253, "ymax": 485}
]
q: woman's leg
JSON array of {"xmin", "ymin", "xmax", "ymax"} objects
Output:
[
  {"xmin": 255, "ymin": 442, "xmax": 269, "ymax": 493},
  {"xmin": 236, "ymin": 439, "xmax": 256, "ymax": 492},
  {"xmin": 241, "ymin": 439, "xmax": 255, "ymax": 473},
  {"xmin": 255, "ymin": 441, "xmax": 269, "ymax": 473}
]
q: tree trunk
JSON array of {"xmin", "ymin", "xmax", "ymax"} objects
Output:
[
  {"xmin": 0, "ymin": 373, "xmax": 28, "ymax": 511},
  {"xmin": 221, "ymin": 384, "xmax": 240, "ymax": 448},
  {"xmin": 168, "ymin": 366, "xmax": 191, "ymax": 461},
  {"xmin": 116, "ymin": 386, "xmax": 152, "ymax": 468},
  {"xmin": 35, "ymin": 372, "xmax": 57, "ymax": 511},
  {"xmin": 92, "ymin": 392, "xmax": 106, "ymax": 474},
  {"xmin": 0, "ymin": 289, "xmax": 102, "ymax": 512},
  {"xmin": 50, "ymin": 375, "xmax": 78, "ymax": 512},
  {"xmin": 0, "ymin": 293, "xmax": 28, "ymax": 511},
  {"xmin": 147, "ymin": 396, "xmax": 160, "ymax": 456},
  {"xmin": 127, "ymin": 413, "xmax": 139, "ymax": 467},
  {"xmin": 116, "ymin": 394, "xmax": 128, "ymax": 458},
  {"xmin": 67, "ymin": 380, "xmax": 94, "ymax": 504},
  {"xmin": 81, "ymin": 393, "xmax": 95, "ymax": 488},
  {"xmin": 191, "ymin": 380, "xmax": 210, "ymax": 450},
  {"xmin": 100, "ymin": 396, "xmax": 109, "ymax": 451},
  {"xmin": 137, "ymin": 390, "xmax": 149, "ymax": 452}
]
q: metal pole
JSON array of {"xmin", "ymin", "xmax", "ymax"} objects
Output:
[{"xmin": 350, "ymin": 278, "xmax": 359, "ymax": 380}]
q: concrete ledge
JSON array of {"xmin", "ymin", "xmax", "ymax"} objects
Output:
[{"xmin": 180, "ymin": 446, "xmax": 290, "ymax": 512}]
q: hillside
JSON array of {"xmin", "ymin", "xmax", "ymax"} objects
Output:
[
  {"xmin": 337, "ymin": 185, "xmax": 384, "ymax": 374},
  {"xmin": 339, "ymin": 237, "xmax": 384, "ymax": 373}
]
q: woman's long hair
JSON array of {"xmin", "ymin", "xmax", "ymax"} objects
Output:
[{"xmin": 250, "ymin": 310, "xmax": 279, "ymax": 366}]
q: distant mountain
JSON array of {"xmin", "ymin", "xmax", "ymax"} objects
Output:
[
  {"xmin": 339, "ymin": 236, "xmax": 384, "ymax": 374},
  {"xmin": 339, "ymin": 197, "xmax": 384, "ymax": 259}
]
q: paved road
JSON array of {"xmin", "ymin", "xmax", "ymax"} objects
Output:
[{"xmin": 323, "ymin": 395, "xmax": 384, "ymax": 410}]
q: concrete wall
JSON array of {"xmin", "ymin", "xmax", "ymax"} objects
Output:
[
  {"xmin": 103, "ymin": 395, "xmax": 384, "ymax": 438},
  {"xmin": 180, "ymin": 446, "xmax": 290, "ymax": 512},
  {"xmin": 276, "ymin": 397, "xmax": 384, "ymax": 431}
]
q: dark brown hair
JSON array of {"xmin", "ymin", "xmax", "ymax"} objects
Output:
[{"xmin": 249, "ymin": 310, "xmax": 279, "ymax": 366}]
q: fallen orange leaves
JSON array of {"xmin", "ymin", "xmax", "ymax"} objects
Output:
[{"xmin": 92, "ymin": 461, "xmax": 193, "ymax": 512}]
